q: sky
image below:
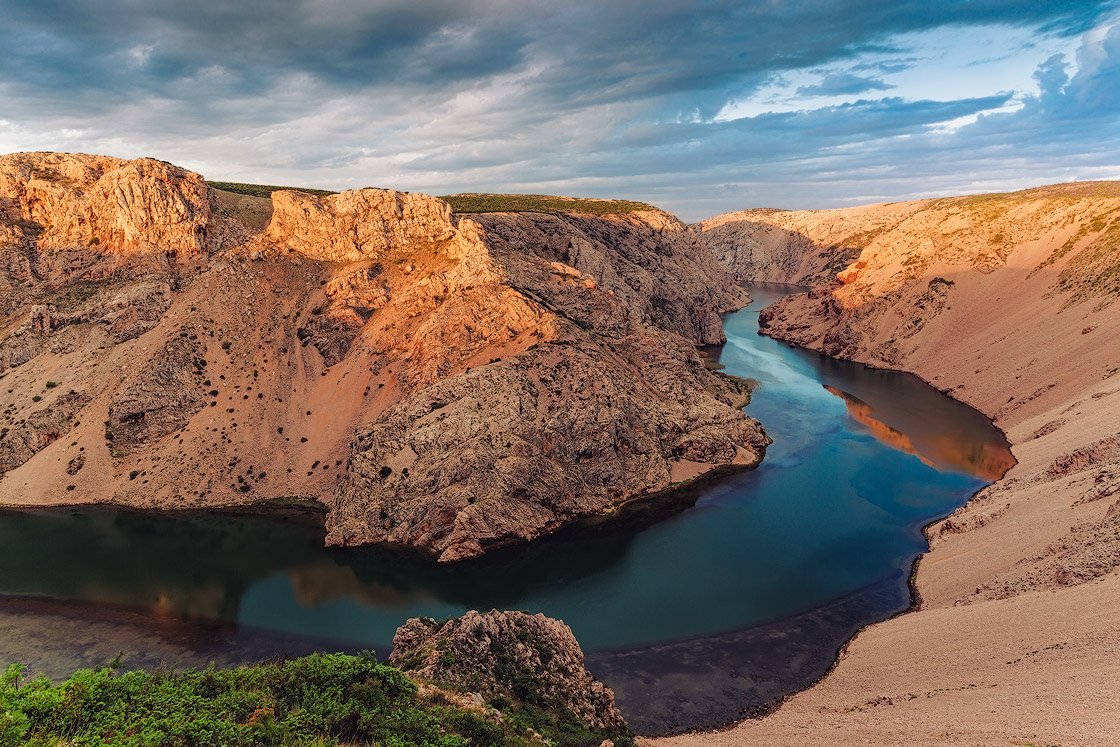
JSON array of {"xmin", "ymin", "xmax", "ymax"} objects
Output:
[{"xmin": 1, "ymin": 1, "xmax": 1118, "ymax": 220}]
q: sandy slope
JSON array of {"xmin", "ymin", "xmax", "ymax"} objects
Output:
[{"xmin": 653, "ymin": 184, "xmax": 1120, "ymax": 746}]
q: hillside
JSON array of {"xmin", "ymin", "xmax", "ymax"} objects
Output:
[
  {"xmin": 657, "ymin": 183, "xmax": 1120, "ymax": 746},
  {"xmin": 0, "ymin": 151, "xmax": 767, "ymax": 562},
  {"xmin": 2, "ymin": 610, "xmax": 634, "ymax": 747}
]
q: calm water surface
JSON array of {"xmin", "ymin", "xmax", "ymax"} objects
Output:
[{"xmin": 0, "ymin": 285, "xmax": 1013, "ymax": 734}]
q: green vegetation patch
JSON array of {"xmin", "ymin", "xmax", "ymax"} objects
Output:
[
  {"xmin": 441, "ymin": 193, "xmax": 658, "ymax": 216},
  {"xmin": 207, "ymin": 182, "xmax": 658, "ymax": 217},
  {"xmin": 0, "ymin": 653, "xmax": 612, "ymax": 747},
  {"xmin": 208, "ymin": 181, "xmax": 337, "ymax": 199}
]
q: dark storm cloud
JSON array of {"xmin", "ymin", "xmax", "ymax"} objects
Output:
[
  {"xmin": 0, "ymin": 0, "xmax": 528, "ymax": 100},
  {"xmin": 0, "ymin": 1, "xmax": 1111, "ymax": 102},
  {"xmin": 0, "ymin": 0, "xmax": 1118, "ymax": 219}
]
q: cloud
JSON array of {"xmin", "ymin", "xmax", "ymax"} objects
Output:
[
  {"xmin": 797, "ymin": 72, "xmax": 896, "ymax": 96},
  {"xmin": 853, "ymin": 58, "xmax": 920, "ymax": 74},
  {"xmin": 0, "ymin": 0, "xmax": 1117, "ymax": 219}
]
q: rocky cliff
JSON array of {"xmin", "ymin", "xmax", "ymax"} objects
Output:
[
  {"xmin": 0, "ymin": 151, "xmax": 766, "ymax": 561},
  {"xmin": 0, "ymin": 152, "xmax": 221, "ymax": 260},
  {"xmin": 391, "ymin": 609, "xmax": 629, "ymax": 739},
  {"xmin": 662, "ymin": 182, "xmax": 1120, "ymax": 746}
]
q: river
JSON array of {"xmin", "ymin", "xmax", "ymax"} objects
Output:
[{"xmin": 0, "ymin": 284, "xmax": 1013, "ymax": 734}]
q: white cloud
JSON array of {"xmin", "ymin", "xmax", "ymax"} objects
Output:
[{"xmin": 0, "ymin": 1, "xmax": 1116, "ymax": 220}]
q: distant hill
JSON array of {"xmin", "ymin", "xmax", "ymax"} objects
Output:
[
  {"xmin": 441, "ymin": 193, "xmax": 659, "ymax": 215},
  {"xmin": 208, "ymin": 180, "xmax": 337, "ymax": 198},
  {"xmin": 208, "ymin": 180, "xmax": 659, "ymax": 216}
]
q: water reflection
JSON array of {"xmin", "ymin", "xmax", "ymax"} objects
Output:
[
  {"xmin": 0, "ymin": 499, "xmax": 672, "ymax": 627},
  {"xmin": 823, "ymin": 385, "xmax": 1016, "ymax": 480},
  {"xmin": 0, "ymin": 283, "xmax": 1015, "ymax": 734}
]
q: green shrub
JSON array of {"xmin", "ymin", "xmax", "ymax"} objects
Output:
[
  {"xmin": 0, "ymin": 653, "xmax": 627, "ymax": 747},
  {"xmin": 441, "ymin": 193, "xmax": 657, "ymax": 215},
  {"xmin": 207, "ymin": 180, "xmax": 658, "ymax": 217},
  {"xmin": 208, "ymin": 181, "xmax": 336, "ymax": 198}
]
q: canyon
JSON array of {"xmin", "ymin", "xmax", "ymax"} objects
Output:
[
  {"xmin": 2, "ymin": 150, "xmax": 1119, "ymax": 745},
  {"xmin": 654, "ymin": 185, "xmax": 1120, "ymax": 746}
]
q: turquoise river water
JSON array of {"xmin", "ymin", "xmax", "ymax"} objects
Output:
[{"xmin": 0, "ymin": 285, "xmax": 1013, "ymax": 734}]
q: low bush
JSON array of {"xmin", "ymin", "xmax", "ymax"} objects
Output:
[
  {"xmin": 441, "ymin": 193, "xmax": 657, "ymax": 215},
  {"xmin": 208, "ymin": 181, "xmax": 657, "ymax": 217},
  {"xmin": 0, "ymin": 653, "xmax": 619, "ymax": 746},
  {"xmin": 208, "ymin": 181, "xmax": 336, "ymax": 199}
]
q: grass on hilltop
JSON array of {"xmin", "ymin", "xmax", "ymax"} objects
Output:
[
  {"xmin": 207, "ymin": 181, "xmax": 657, "ymax": 216},
  {"xmin": 440, "ymin": 193, "xmax": 658, "ymax": 215},
  {"xmin": 208, "ymin": 181, "xmax": 337, "ymax": 199},
  {"xmin": 0, "ymin": 653, "xmax": 629, "ymax": 747}
]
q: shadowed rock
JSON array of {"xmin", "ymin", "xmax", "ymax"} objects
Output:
[{"xmin": 391, "ymin": 609, "xmax": 629, "ymax": 735}]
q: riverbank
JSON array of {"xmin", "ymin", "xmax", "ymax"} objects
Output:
[{"xmin": 662, "ymin": 186, "xmax": 1120, "ymax": 746}]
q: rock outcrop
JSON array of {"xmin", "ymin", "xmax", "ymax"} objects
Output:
[
  {"xmin": 391, "ymin": 610, "xmax": 629, "ymax": 735},
  {"xmin": 325, "ymin": 206, "xmax": 766, "ymax": 561},
  {"xmin": 330, "ymin": 335, "xmax": 765, "ymax": 561},
  {"xmin": 475, "ymin": 210, "xmax": 748, "ymax": 344},
  {"xmin": 0, "ymin": 152, "xmax": 212, "ymax": 257},
  {"xmin": 662, "ymin": 181, "xmax": 1120, "ymax": 747},
  {"xmin": 105, "ymin": 334, "xmax": 207, "ymax": 457},
  {"xmin": 0, "ymin": 390, "xmax": 89, "ymax": 474},
  {"xmin": 0, "ymin": 151, "xmax": 765, "ymax": 560},
  {"xmin": 263, "ymin": 188, "xmax": 456, "ymax": 262}
]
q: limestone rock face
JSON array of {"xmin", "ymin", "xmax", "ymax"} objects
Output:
[
  {"xmin": 326, "ymin": 210, "xmax": 766, "ymax": 561},
  {"xmin": 476, "ymin": 210, "xmax": 747, "ymax": 344},
  {"xmin": 106, "ymin": 335, "xmax": 207, "ymax": 457},
  {"xmin": 390, "ymin": 610, "xmax": 628, "ymax": 733},
  {"xmin": 0, "ymin": 152, "xmax": 212, "ymax": 256},
  {"xmin": 696, "ymin": 202, "xmax": 925, "ymax": 286},
  {"xmin": 329, "ymin": 338, "xmax": 766, "ymax": 561},
  {"xmin": 0, "ymin": 392, "xmax": 89, "ymax": 475},
  {"xmin": 0, "ymin": 150, "xmax": 765, "ymax": 558},
  {"xmin": 264, "ymin": 188, "xmax": 456, "ymax": 262},
  {"xmin": 708, "ymin": 183, "xmax": 1120, "ymax": 370}
]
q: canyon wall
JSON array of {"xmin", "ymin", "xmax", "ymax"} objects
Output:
[
  {"xmin": 657, "ymin": 183, "xmax": 1120, "ymax": 746},
  {"xmin": 0, "ymin": 151, "xmax": 767, "ymax": 562}
]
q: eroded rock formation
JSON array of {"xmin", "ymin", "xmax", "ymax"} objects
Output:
[
  {"xmin": 0, "ymin": 391, "xmax": 88, "ymax": 474},
  {"xmin": 390, "ymin": 610, "xmax": 629, "ymax": 735},
  {"xmin": 263, "ymin": 188, "xmax": 456, "ymax": 262},
  {"xmin": 106, "ymin": 334, "xmax": 207, "ymax": 457},
  {"xmin": 0, "ymin": 151, "xmax": 766, "ymax": 560},
  {"xmin": 0, "ymin": 152, "xmax": 212, "ymax": 257}
]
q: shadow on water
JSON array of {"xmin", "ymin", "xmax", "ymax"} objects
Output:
[
  {"xmin": 0, "ymin": 474, "xmax": 714, "ymax": 627},
  {"xmin": 0, "ymin": 283, "xmax": 1014, "ymax": 736}
]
